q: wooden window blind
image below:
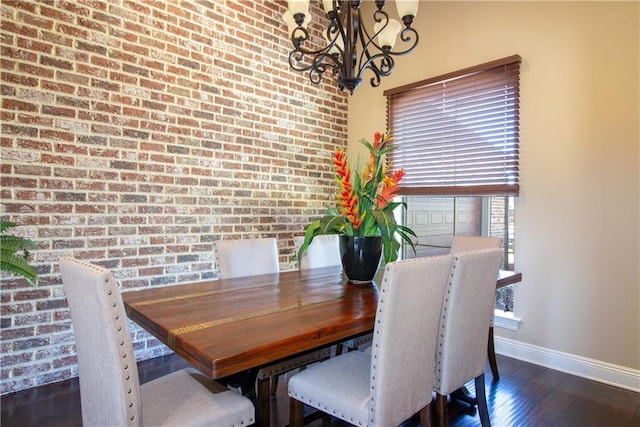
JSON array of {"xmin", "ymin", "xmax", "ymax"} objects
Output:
[{"xmin": 385, "ymin": 55, "xmax": 521, "ymax": 196}]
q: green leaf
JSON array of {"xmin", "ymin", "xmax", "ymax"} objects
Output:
[
  {"xmin": 383, "ymin": 238, "xmax": 401, "ymax": 263},
  {"xmin": 297, "ymin": 215, "xmax": 346, "ymax": 267},
  {"xmin": 359, "ymin": 137, "xmax": 375, "ymax": 154},
  {"xmin": 380, "ymin": 201, "xmax": 403, "ymax": 213},
  {"xmin": 319, "ymin": 215, "xmax": 346, "ymax": 234},
  {"xmin": 396, "ymin": 224, "xmax": 418, "ymax": 256},
  {"xmin": 0, "ymin": 254, "xmax": 38, "ymax": 287},
  {"xmin": 0, "ymin": 221, "xmax": 39, "ymax": 286},
  {"xmin": 372, "ymin": 210, "xmax": 398, "ymax": 263},
  {"xmin": 1, "ymin": 235, "xmax": 38, "ymax": 252},
  {"xmin": 297, "ymin": 219, "xmax": 322, "ymax": 266},
  {"xmin": 0, "ymin": 221, "xmax": 17, "ymax": 233}
]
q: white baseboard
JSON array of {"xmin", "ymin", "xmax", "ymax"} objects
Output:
[{"xmin": 494, "ymin": 336, "xmax": 640, "ymax": 393}]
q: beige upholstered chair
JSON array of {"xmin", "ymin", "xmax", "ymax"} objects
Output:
[
  {"xmin": 214, "ymin": 237, "xmax": 332, "ymax": 426},
  {"xmin": 58, "ymin": 257, "xmax": 255, "ymax": 427},
  {"xmin": 450, "ymin": 235, "xmax": 503, "ymax": 380},
  {"xmin": 293, "ymin": 234, "xmax": 341, "ymax": 270},
  {"xmin": 214, "ymin": 237, "xmax": 280, "ymax": 279},
  {"xmin": 434, "ymin": 248, "xmax": 504, "ymax": 427},
  {"xmin": 450, "ymin": 235, "xmax": 503, "ymax": 255},
  {"xmin": 288, "ymin": 254, "xmax": 453, "ymax": 427}
]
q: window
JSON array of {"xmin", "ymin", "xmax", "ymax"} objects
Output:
[
  {"xmin": 385, "ymin": 55, "xmax": 521, "ymax": 312},
  {"xmin": 399, "ymin": 195, "xmax": 516, "ymax": 310}
]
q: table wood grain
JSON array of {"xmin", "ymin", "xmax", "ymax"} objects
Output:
[
  {"xmin": 123, "ymin": 265, "xmax": 522, "ymax": 380},
  {"xmin": 123, "ymin": 266, "xmax": 378, "ymax": 379}
]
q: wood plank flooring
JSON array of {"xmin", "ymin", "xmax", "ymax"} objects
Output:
[{"xmin": 2, "ymin": 353, "xmax": 639, "ymax": 426}]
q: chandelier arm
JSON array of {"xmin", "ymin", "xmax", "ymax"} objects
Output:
[
  {"xmin": 363, "ymin": 53, "xmax": 395, "ymax": 77},
  {"xmin": 355, "ymin": 51, "xmax": 395, "ymax": 88},
  {"xmin": 289, "ymin": 50, "xmax": 342, "ymax": 86},
  {"xmin": 384, "ymin": 27, "xmax": 419, "ymax": 56},
  {"xmin": 335, "ymin": 2, "xmax": 348, "ymax": 42},
  {"xmin": 356, "ymin": 8, "xmax": 389, "ymax": 69},
  {"xmin": 325, "ymin": 12, "xmax": 346, "ymax": 59},
  {"xmin": 309, "ymin": 63, "xmax": 329, "ymax": 85},
  {"xmin": 290, "ymin": 27, "xmax": 332, "ymax": 58},
  {"xmin": 288, "ymin": 6, "xmax": 349, "ymax": 89},
  {"xmin": 343, "ymin": 2, "xmax": 359, "ymax": 88},
  {"xmin": 354, "ymin": 7, "xmax": 393, "ymax": 89},
  {"xmin": 288, "ymin": 49, "xmax": 326, "ymax": 72},
  {"xmin": 368, "ymin": 68, "xmax": 382, "ymax": 88}
]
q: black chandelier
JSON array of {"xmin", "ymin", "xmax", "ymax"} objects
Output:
[{"xmin": 283, "ymin": 0, "xmax": 419, "ymax": 94}]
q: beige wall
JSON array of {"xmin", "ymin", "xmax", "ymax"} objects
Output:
[{"xmin": 349, "ymin": 1, "xmax": 639, "ymax": 370}]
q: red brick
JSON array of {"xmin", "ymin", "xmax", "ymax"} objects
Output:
[
  {"xmin": 2, "ymin": 327, "xmax": 36, "ymax": 341},
  {"xmin": 16, "ymin": 37, "xmax": 53, "ymax": 54},
  {"xmin": 2, "ymin": 71, "xmax": 38, "ymax": 87},
  {"xmin": 2, "ymin": 99, "xmax": 37, "ymax": 112},
  {"xmin": 0, "ymin": 302, "xmax": 34, "ymax": 315},
  {"xmin": 57, "ymin": 1, "xmax": 91, "ymax": 17},
  {"xmin": 1, "ymin": 353, "xmax": 34, "ymax": 366}
]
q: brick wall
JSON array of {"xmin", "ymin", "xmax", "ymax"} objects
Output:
[{"xmin": 0, "ymin": 0, "xmax": 347, "ymax": 394}]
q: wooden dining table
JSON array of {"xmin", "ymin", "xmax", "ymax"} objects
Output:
[{"xmin": 122, "ymin": 265, "xmax": 522, "ymax": 426}]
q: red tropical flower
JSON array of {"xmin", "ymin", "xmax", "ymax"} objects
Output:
[
  {"xmin": 373, "ymin": 131, "xmax": 383, "ymax": 148},
  {"xmin": 377, "ymin": 169, "xmax": 405, "ymax": 208},
  {"xmin": 334, "ymin": 149, "xmax": 363, "ymax": 230}
]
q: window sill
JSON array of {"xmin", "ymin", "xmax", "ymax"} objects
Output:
[{"xmin": 494, "ymin": 309, "xmax": 521, "ymax": 331}]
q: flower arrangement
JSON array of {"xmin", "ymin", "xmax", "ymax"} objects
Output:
[{"xmin": 298, "ymin": 130, "xmax": 416, "ymax": 264}]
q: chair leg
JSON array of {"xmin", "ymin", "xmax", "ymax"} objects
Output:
[
  {"xmin": 487, "ymin": 326, "xmax": 500, "ymax": 381},
  {"xmin": 289, "ymin": 397, "xmax": 305, "ymax": 427},
  {"xmin": 270, "ymin": 374, "xmax": 279, "ymax": 395},
  {"xmin": 257, "ymin": 377, "xmax": 271, "ymax": 427},
  {"xmin": 475, "ymin": 374, "xmax": 491, "ymax": 427},
  {"xmin": 435, "ymin": 393, "xmax": 448, "ymax": 427},
  {"xmin": 419, "ymin": 403, "xmax": 432, "ymax": 427}
]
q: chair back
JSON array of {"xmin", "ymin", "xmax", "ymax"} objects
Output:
[
  {"xmin": 435, "ymin": 248, "xmax": 504, "ymax": 395},
  {"xmin": 450, "ymin": 235, "xmax": 503, "ymax": 254},
  {"xmin": 214, "ymin": 237, "xmax": 279, "ymax": 279},
  {"xmin": 59, "ymin": 257, "xmax": 142, "ymax": 427},
  {"xmin": 293, "ymin": 235, "xmax": 342, "ymax": 270},
  {"xmin": 369, "ymin": 254, "xmax": 453, "ymax": 426}
]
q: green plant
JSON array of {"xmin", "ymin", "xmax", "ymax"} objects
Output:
[
  {"xmin": 0, "ymin": 221, "xmax": 38, "ymax": 286},
  {"xmin": 298, "ymin": 130, "xmax": 416, "ymax": 264}
]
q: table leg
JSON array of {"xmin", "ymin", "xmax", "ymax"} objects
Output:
[
  {"xmin": 487, "ymin": 326, "xmax": 500, "ymax": 380},
  {"xmin": 257, "ymin": 375, "xmax": 271, "ymax": 427}
]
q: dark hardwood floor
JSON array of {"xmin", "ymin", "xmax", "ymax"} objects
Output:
[{"xmin": 2, "ymin": 353, "xmax": 639, "ymax": 426}]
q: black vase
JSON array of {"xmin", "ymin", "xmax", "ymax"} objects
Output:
[{"xmin": 339, "ymin": 235, "xmax": 383, "ymax": 284}]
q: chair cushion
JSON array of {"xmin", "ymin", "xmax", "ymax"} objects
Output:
[
  {"xmin": 288, "ymin": 351, "xmax": 371, "ymax": 426},
  {"xmin": 141, "ymin": 368, "xmax": 255, "ymax": 427}
]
